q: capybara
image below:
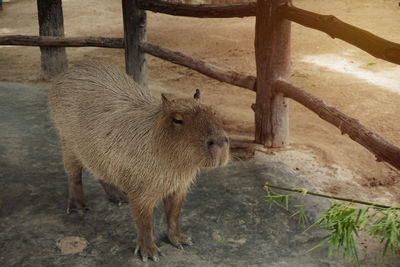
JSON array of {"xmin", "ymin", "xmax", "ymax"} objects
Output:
[{"xmin": 48, "ymin": 61, "xmax": 229, "ymax": 261}]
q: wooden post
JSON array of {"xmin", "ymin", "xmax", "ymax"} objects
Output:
[
  {"xmin": 122, "ymin": 0, "xmax": 147, "ymax": 87},
  {"xmin": 37, "ymin": 0, "xmax": 68, "ymax": 77},
  {"xmin": 254, "ymin": 0, "xmax": 291, "ymax": 147}
]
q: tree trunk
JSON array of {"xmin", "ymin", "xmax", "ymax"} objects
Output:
[
  {"xmin": 254, "ymin": 0, "xmax": 291, "ymax": 147},
  {"xmin": 122, "ymin": 0, "xmax": 147, "ymax": 87},
  {"xmin": 37, "ymin": 0, "xmax": 68, "ymax": 77}
]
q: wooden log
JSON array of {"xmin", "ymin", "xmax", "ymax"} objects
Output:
[
  {"xmin": 137, "ymin": 0, "xmax": 256, "ymax": 18},
  {"xmin": 140, "ymin": 42, "xmax": 256, "ymax": 91},
  {"xmin": 37, "ymin": 0, "xmax": 68, "ymax": 77},
  {"xmin": 279, "ymin": 4, "xmax": 400, "ymax": 65},
  {"xmin": 274, "ymin": 80, "xmax": 400, "ymax": 170},
  {"xmin": 0, "ymin": 35, "xmax": 256, "ymax": 91},
  {"xmin": 0, "ymin": 35, "xmax": 124, "ymax": 48},
  {"xmin": 122, "ymin": 0, "xmax": 147, "ymax": 87},
  {"xmin": 254, "ymin": 0, "xmax": 291, "ymax": 148}
]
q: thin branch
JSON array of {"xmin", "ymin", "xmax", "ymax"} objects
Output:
[
  {"xmin": 265, "ymin": 183, "xmax": 397, "ymax": 209},
  {"xmin": 279, "ymin": 4, "xmax": 400, "ymax": 65},
  {"xmin": 137, "ymin": 0, "xmax": 256, "ymax": 18},
  {"xmin": 274, "ymin": 80, "xmax": 400, "ymax": 171},
  {"xmin": 0, "ymin": 35, "xmax": 256, "ymax": 90},
  {"xmin": 0, "ymin": 35, "xmax": 124, "ymax": 48},
  {"xmin": 140, "ymin": 42, "xmax": 256, "ymax": 91}
]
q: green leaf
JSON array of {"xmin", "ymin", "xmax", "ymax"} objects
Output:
[
  {"xmin": 355, "ymin": 207, "xmax": 369, "ymax": 225},
  {"xmin": 306, "ymin": 236, "xmax": 331, "ymax": 254},
  {"xmin": 285, "ymin": 195, "xmax": 289, "ymax": 210},
  {"xmin": 382, "ymin": 239, "xmax": 390, "ymax": 260},
  {"xmin": 291, "ymin": 72, "xmax": 308, "ymax": 78},
  {"xmin": 359, "ymin": 217, "xmax": 369, "ymax": 229},
  {"xmin": 328, "ymin": 238, "xmax": 335, "ymax": 258},
  {"xmin": 264, "ymin": 184, "xmax": 400, "ymax": 266}
]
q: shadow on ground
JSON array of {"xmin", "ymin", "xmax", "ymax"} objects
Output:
[{"xmin": 0, "ymin": 82, "xmax": 355, "ymax": 266}]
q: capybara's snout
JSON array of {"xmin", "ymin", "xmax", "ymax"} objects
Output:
[{"xmin": 206, "ymin": 134, "xmax": 230, "ymax": 167}]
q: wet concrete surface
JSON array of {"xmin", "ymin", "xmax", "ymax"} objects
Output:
[{"xmin": 0, "ymin": 82, "xmax": 351, "ymax": 266}]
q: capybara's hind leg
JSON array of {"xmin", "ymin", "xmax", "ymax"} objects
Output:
[
  {"xmin": 62, "ymin": 140, "xmax": 85, "ymax": 214},
  {"xmin": 99, "ymin": 180, "xmax": 128, "ymax": 205}
]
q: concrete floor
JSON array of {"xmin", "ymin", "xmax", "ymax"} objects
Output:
[{"xmin": 0, "ymin": 82, "xmax": 358, "ymax": 266}]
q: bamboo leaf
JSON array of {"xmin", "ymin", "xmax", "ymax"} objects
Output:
[
  {"xmin": 382, "ymin": 239, "xmax": 391, "ymax": 260},
  {"xmin": 306, "ymin": 237, "xmax": 331, "ymax": 254},
  {"xmin": 264, "ymin": 183, "xmax": 400, "ymax": 266},
  {"xmin": 328, "ymin": 238, "xmax": 335, "ymax": 258}
]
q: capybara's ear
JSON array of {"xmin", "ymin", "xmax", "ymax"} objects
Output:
[
  {"xmin": 194, "ymin": 89, "xmax": 200, "ymax": 100},
  {"xmin": 161, "ymin": 94, "xmax": 171, "ymax": 110}
]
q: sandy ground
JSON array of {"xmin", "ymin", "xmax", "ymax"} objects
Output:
[{"xmin": 1, "ymin": 0, "xmax": 400, "ymax": 259}]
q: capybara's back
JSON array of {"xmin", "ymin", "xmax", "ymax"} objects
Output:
[
  {"xmin": 48, "ymin": 61, "xmax": 229, "ymax": 262},
  {"xmin": 49, "ymin": 62, "xmax": 162, "ymax": 192}
]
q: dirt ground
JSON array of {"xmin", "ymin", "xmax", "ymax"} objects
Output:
[{"xmin": 1, "ymin": 0, "xmax": 400, "ymax": 257}]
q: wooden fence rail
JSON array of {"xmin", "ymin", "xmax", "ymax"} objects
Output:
[
  {"xmin": 138, "ymin": 0, "xmax": 400, "ymax": 66},
  {"xmin": 0, "ymin": 35, "xmax": 124, "ymax": 48},
  {"xmin": 140, "ymin": 43, "xmax": 256, "ymax": 91},
  {"xmin": 274, "ymin": 80, "xmax": 400, "ymax": 170},
  {"xmin": 278, "ymin": 4, "xmax": 400, "ymax": 65},
  {"xmin": 0, "ymin": 35, "xmax": 256, "ymax": 91},
  {"xmin": 137, "ymin": 0, "xmax": 256, "ymax": 18}
]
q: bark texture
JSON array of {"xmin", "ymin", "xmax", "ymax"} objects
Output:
[
  {"xmin": 254, "ymin": 0, "xmax": 291, "ymax": 147},
  {"xmin": 279, "ymin": 4, "xmax": 400, "ymax": 65},
  {"xmin": 274, "ymin": 80, "xmax": 400, "ymax": 171},
  {"xmin": 37, "ymin": 0, "xmax": 68, "ymax": 77},
  {"xmin": 138, "ymin": 0, "xmax": 256, "ymax": 18},
  {"xmin": 122, "ymin": 0, "xmax": 147, "ymax": 87}
]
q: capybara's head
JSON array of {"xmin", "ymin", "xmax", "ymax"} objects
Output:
[{"xmin": 155, "ymin": 89, "xmax": 229, "ymax": 170}]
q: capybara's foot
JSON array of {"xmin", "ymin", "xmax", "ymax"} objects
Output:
[
  {"xmin": 99, "ymin": 180, "xmax": 128, "ymax": 206},
  {"xmin": 106, "ymin": 189, "xmax": 128, "ymax": 206},
  {"xmin": 66, "ymin": 197, "xmax": 88, "ymax": 214},
  {"xmin": 168, "ymin": 231, "xmax": 193, "ymax": 250},
  {"xmin": 134, "ymin": 240, "xmax": 164, "ymax": 262}
]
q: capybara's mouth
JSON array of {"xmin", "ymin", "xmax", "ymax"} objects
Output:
[
  {"xmin": 202, "ymin": 148, "xmax": 230, "ymax": 168},
  {"xmin": 217, "ymin": 151, "xmax": 230, "ymax": 167}
]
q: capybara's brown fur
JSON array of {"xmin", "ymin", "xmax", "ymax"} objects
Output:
[{"xmin": 48, "ymin": 61, "xmax": 229, "ymax": 261}]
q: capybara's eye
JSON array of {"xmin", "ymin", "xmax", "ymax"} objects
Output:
[{"xmin": 172, "ymin": 118, "xmax": 183, "ymax": 125}]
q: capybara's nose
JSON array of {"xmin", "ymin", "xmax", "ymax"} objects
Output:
[{"xmin": 207, "ymin": 136, "xmax": 229, "ymax": 149}]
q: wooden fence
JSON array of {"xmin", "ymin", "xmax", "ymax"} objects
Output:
[{"xmin": 1, "ymin": 0, "xmax": 400, "ymax": 170}]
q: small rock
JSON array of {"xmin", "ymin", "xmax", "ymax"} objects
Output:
[{"xmin": 57, "ymin": 236, "xmax": 88, "ymax": 255}]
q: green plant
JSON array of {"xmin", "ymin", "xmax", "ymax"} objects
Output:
[
  {"xmin": 265, "ymin": 185, "xmax": 308, "ymax": 226},
  {"xmin": 264, "ymin": 183, "xmax": 400, "ymax": 266},
  {"xmin": 291, "ymin": 72, "xmax": 309, "ymax": 78},
  {"xmin": 369, "ymin": 208, "xmax": 400, "ymax": 260}
]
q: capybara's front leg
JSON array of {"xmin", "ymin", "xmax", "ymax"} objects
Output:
[
  {"xmin": 163, "ymin": 192, "xmax": 193, "ymax": 249},
  {"xmin": 128, "ymin": 196, "xmax": 162, "ymax": 262}
]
